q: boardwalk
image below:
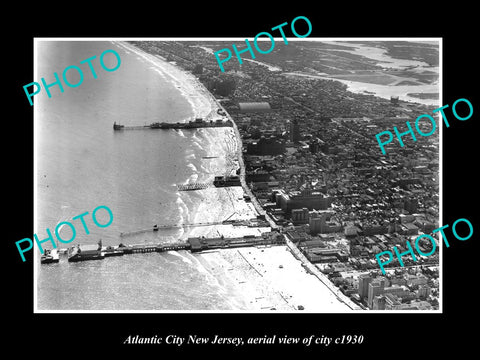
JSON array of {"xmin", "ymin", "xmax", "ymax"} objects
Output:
[
  {"xmin": 284, "ymin": 236, "xmax": 361, "ymax": 310},
  {"xmin": 49, "ymin": 235, "xmax": 282, "ymax": 263},
  {"xmin": 212, "ymin": 99, "xmax": 279, "ymax": 230}
]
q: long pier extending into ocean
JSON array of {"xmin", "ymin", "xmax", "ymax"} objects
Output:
[
  {"xmin": 45, "ymin": 233, "xmax": 284, "ymax": 263},
  {"xmin": 119, "ymin": 217, "xmax": 269, "ymax": 237},
  {"xmin": 120, "ymin": 234, "xmax": 282, "ymax": 254},
  {"xmin": 177, "ymin": 182, "xmax": 211, "ymax": 191},
  {"xmin": 113, "ymin": 118, "xmax": 232, "ymax": 130}
]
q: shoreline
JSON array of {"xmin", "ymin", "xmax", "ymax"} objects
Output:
[
  {"xmin": 125, "ymin": 40, "xmax": 356, "ymax": 311},
  {"xmin": 193, "ymin": 246, "xmax": 353, "ymax": 312}
]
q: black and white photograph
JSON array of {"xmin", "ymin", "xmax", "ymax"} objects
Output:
[
  {"xmin": 6, "ymin": 6, "xmax": 478, "ymax": 356},
  {"xmin": 33, "ymin": 38, "xmax": 442, "ymax": 312}
]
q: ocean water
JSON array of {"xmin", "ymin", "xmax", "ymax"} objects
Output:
[{"xmin": 35, "ymin": 41, "xmax": 240, "ymax": 311}]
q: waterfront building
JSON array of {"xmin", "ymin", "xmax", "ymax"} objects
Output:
[
  {"xmin": 302, "ymin": 247, "xmax": 347, "ymax": 263},
  {"xmin": 246, "ymin": 135, "xmax": 286, "ymax": 155},
  {"xmin": 276, "ymin": 189, "xmax": 331, "ymax": 213},
  {"xmin": 285, "ymin": 230, "xmax": 309, "ymax": 244},
  {"xmin": 246, "ymin": 170, "xmax": 271, "ymax": 183}
]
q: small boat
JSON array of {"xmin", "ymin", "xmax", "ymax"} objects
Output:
[{"xmin": 41, "ymin": 249, "xmax": 59, "ymax": 264}]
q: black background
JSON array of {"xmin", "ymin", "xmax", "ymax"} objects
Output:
[{"xmin": 5, "ymin": 3, "xmax": 478, "ymax": 356}]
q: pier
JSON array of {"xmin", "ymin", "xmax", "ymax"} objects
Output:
[
  {"xmin": 118, "ymin": 234, "xmax": 279, "ymax": 255},
  {"xmin": 43, "ymin": 233, "xmax": 283, "ymax": 264},
  {"xmin": 113, "ymin": 118, "xmax": 232, "ymax": 130},
  {"xmin": 119, "ymin": 218, "xmax": 270, "ymax": 237},
  {"xmin": 121, "ymin": 242, "xmax": 190, "ymax": 254},
  {"xmin": 118, "ymin": 234, "xmax": 282, "ymax": 255},
  {"xmin": 176, "ymin": 176, "xmax": 242, "ymax": 192},
  {"xmin": 177, "ymin": 182, "xmax": 211, "ymax": 191}
]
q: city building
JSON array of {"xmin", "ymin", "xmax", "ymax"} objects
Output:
[
  {"xmin": 309, "ymin": 210, "xmax": 342, "ymax": 234},
  {"xmin": 302, "ymin": 247, "xmax": 348, "ymax": 264},
  {"xmin": 390, "ymin": 96, "xmax": 399, "ymax": 105},
  {"xmin": 358, "ymin": 273, "xmax": 373, "ymax": 301},
  {"xmin": 368, "ymin": 278, "xmax": 387, "ymax": 309},
  {"xmin": 384, "ymin": 293, "xmax": 402, "ymax": 309},
  {"xmin": 246, "ymin": 136, "xmax": 286, "ymax": 155},
  {"xmin": 417, "ymin": 285, "xmax": 431, "ymax": 299},
  {"xmin": 373, "ymin": 295, "xmax": 387, "ymax": 310},
  {"xmin": 291, "ymin": 207, "xmax": 309, "ymax": 224},
  {"xmin": 289, "ymin": 118, "xmax": 301, "ymax": 143}
]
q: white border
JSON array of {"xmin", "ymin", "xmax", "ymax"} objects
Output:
[{"xmin": 33, "ymin": 37, "xmax": 442, "ymax": 314}]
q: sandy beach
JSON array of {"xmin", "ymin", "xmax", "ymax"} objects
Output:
[
  {"xmin": 121, "ymin": 40, "xmax": 353, "ymax": 312},
  {"xmin": 188, "ymin": 245, "xmax": 352, "ymax": 312}
]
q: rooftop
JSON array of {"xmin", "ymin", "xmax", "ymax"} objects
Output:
[{"xmin": 238, "ymin": 102, "xmax": 272, "ymax": 112}]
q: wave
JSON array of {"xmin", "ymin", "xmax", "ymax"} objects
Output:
[
  {"xmin": 188, "ymin": 253, "xmax": 224, "ymax": 289},
  {"xmin": 187, "ymin": 173, "xmax": 199, "ymax": 183},
  {"xmin": 168, "ymin": 250, "xmax": 193, "ymax": 265},
  {"xmin": 175, "ymin": 129, "xmax": 186, "ymax": 138},
  {"xmin": 186, "ymin": 163, "xmax": 197, "ymax": 173}
]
